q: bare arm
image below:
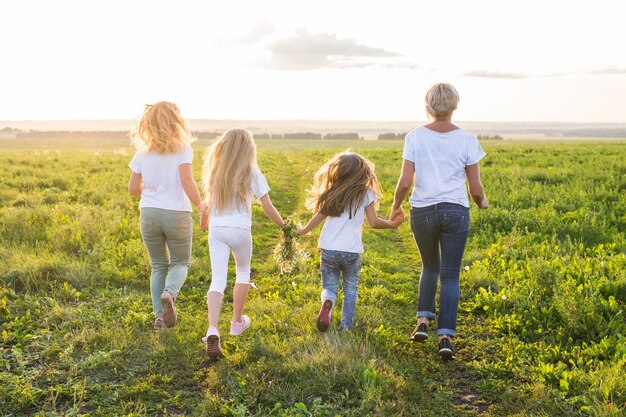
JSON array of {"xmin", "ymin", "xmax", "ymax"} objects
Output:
[
  {"xmin": 298, "ymin": 212, "xmax": 327, "ymax": 235},
  {"xmin": 179, "ymin": 163, "xmax": 203, "ymax": 209},
  {"xmin": 129, "ymin": 172, "xmax": 142, "ymax": 196},
  {"xmin": 366, "ymin": 202, "xmax": 404, "ymax": 229},
  {"xmin": 390, "ymin": 159, "xmax": 415, "ymax": 219},
  {"xmin": 258, "ymin": 194, "xmax": 285, "ymax": 228},
  {"xmin": 200, "ymin": 202, "xmax": 209, "ymax": 230},
  {"xmin": 466, "ymin": 163, "xmax": 489, "ymax": 209}
]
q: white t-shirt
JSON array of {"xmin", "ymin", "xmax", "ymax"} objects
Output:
[
  {"xmin": 403, "ymin": 127, "xmax": 486, "ymax": 208},
  {"xmin": 318, "ymin": 189, "xmax": 379, "ymax": 254},
  {"xmin": 129, "ymin": 146, "xmax": 194, "ymax": 212},
  {"xmin": 209, "ymin": 167, "xmax": 270, "ymax": 230}
]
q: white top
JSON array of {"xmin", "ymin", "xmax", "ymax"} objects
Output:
[
  {"xmin": 209, "ymin": 167, "xmax": 270, "ymax": 230},
  {"xmin": 403, "ymin": 127, "xmax": 486, "ymax": 208},
  {"xmin": 129, "ymin": 145, "xmax": 194, "ymax": 212},
  {"xmin": 318, "ymin": 189, "xmax": 378, "ymax": 254}
]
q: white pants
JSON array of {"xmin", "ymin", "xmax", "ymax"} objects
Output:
[{"xmin": 208, "ymin": 227, "xmax": 252, "ymax": 294}]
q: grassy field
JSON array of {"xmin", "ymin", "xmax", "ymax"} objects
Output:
[{"xmin": 0, "ymin": 138, "xmax": 625, "ymax": 416}]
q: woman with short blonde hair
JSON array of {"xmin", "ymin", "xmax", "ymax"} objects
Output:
[
  {"xmin": 425, "ymin": 83, "xmax": 460, "ymax": 118},
  {"xmin": 391, "ymin": 83, "xmax": 489, "ymax": 360}
]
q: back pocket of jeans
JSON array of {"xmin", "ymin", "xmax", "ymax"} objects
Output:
[
  {"xmin": 443, "ymin": 212, "xmax": 469, "ymax": 233},
  {"xmin": 411, "ymin": 216, "xmax": 431, "ymax": 235}
]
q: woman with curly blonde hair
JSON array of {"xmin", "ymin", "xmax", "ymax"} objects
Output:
[{"xmin": 128, "ymin": 101, "xmax": 203, "ymax": 330}]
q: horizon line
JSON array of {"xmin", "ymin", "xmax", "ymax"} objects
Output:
[{"xmin": 2, "ymin": 118, "xmax": 626, "ymax": 124}]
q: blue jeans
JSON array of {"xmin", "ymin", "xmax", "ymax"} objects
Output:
[
  {"xmin": 140, "ymin": 208, "xmax": 192, "ymax": 318},
  {"xmin": 320, "ymin": 249, "xmax": 362, "ymax": 330},
  {"xmin": 410, "ymin": 203, "xmax": 469, "ymax": 337}
]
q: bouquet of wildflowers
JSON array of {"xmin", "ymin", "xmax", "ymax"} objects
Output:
[{"xmin": 273, "ymin": 217, "xmax": 308, "ymax": 274}]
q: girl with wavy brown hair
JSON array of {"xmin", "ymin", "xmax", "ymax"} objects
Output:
[{"xmin": 299, "ymin": 151, "xmax": 404, "ymax": 332}]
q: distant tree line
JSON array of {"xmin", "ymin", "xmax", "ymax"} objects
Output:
[
  {"xmin": 247, "ymin": 132, "xmax": 362, "ymax": 140},
  {"xmin": 10, "ymin": 130, "xmax": 224, "ymax": 140},
  {"xmin": 378, "ymin": 132, "xmax": 407, "ymax": 140},
  {"xmin": 193, "ymin": 131, "xmax": 222, "ymax": 139},
  {"xmin": 14, "ymin": 130, "xmax": 129, "ymax": 139},
  {"xmin": 477, "ymin": 134, "xmax": 503, "ymax": 140},
  {"xmin": 3, "ymin": 128, "xmax": 366, "ymax": 141},
  {"xmin": 562, "ymin": 129, "xmax": 626, "ymax": 138}
]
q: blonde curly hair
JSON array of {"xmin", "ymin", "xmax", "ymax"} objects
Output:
[{"xmin": 130, "ymin": 101, "xmax": 195, "ymax": 153}]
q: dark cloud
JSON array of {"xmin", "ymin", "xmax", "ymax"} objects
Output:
[
  {"xmin": 464, "ymin": 71, "xmax": 528, "ymax": 79},
  {"xmin": 260, "ymin": 29, "xmax": 405, "ymax": 70}
]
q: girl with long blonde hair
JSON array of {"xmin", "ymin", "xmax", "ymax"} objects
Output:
[
  {"xmin": 128, "ymin": 101, "xmax": 203, "ymax": 330},
  {"xmin": 201, "ymin": 128, "xmax": 285, "ymax": 358},
  {"xmin": 299, "ymin": 152, "xmax": 404, "ymax": 332}
]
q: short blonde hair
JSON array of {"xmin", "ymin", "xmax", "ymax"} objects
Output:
[
  {"xmin": 425, "ymin": 83, "xmax": 459, "ymax": 118},
  {"xmin": 130, "ymin": 101, "xmax": 195, "ymax": 153}
]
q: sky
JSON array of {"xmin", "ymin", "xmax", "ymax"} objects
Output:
[{"xmin": 1, "ymin": 0, "xmax": 625, "ymax": 122}]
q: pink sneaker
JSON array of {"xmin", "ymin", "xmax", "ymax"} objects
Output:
[
  {"xmin": 229, "ymin": 315, "xmax": 251, "ymax": 336},
  {"xmin": 316, "ymin": 299, "xmax": 333, "ymax": 332},
  {"xmin": 160, "ymin": 290, "xmax": 177, "ymax": 328},
  {"xmin": 203, "ymin": 326, "xmax": 223, "ymax": 359}
]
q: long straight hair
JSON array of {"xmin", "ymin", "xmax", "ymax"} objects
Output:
[
  {"xmin": 202, "ymin": 128, "xmax": 257, "ymax": 214},
  {"xmin": 130, "ymin": 101, "xmax": 195, "ymax": 153},
  {"xmin": 306, "ymin": 152, "xmax": 381, "ymax": 218}
]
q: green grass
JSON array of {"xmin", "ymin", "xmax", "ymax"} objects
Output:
[{"xmin": 1, "ymin": 139, "xmax": 625, "ymax": 416}]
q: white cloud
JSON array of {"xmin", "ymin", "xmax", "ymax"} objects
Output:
[{"xmin": 259, "ymin": 28, "xmax": 408, "ymax": 70}]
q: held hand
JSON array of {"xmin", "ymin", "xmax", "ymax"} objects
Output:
[
  {"xmin": 390, "ymin": 212, "xmax": 405, "ymax": 228},
  {"xmin": 389, "ymin": 206, "xmax": 405, "ymax": 232},
  {"xmin": 390, "ymin": 211, "xmax": 405, "ymax": 231},
  {"xmin": 298, "ymin": 227, "xmax": 307, "ymax": 236},
  {"xmin": 200, "ymin": 205, "xmax": 209, "ymax": 230},
  {"xmin": 389, "ymin": 206, "xmax": 405, "ymax": 222}
]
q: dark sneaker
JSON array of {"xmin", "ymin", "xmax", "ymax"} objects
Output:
[
  {"xmin": 160, "ymin": 290, "xmax": 177, "ymax": 328},
  {"xmin": 153, "ymin": 316, "xmax": 166, "ymax": 330},
  {"xmin": 203, "ymin": 327, "xmax": 224, "ymax": 359},
  {"xmin": 316, "ymin": 299, "xmax": 333, "ymax": 332},
  {"xmin": 410, "ymin": 322, "xmax": 429, "ymax": 342},
  {"xmin": 438, "ymin": 338, "xmax": 455, "ymax": 361}
]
